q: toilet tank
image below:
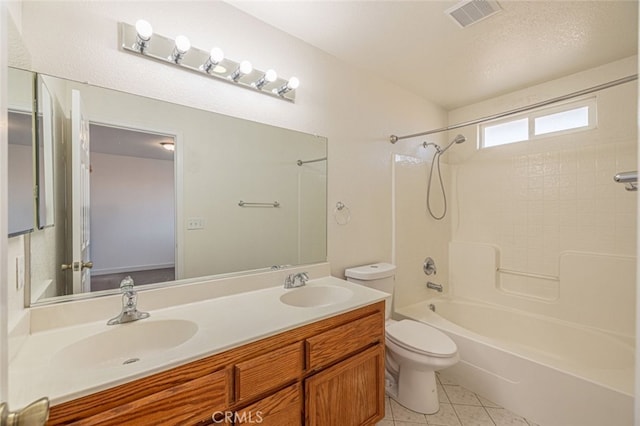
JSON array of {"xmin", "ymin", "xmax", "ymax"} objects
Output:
[{"xmin": 345, "ymin": 263, "xmax": 396, "ymax": 319}]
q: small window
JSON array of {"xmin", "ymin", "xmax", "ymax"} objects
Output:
[
  {"xmin": 480, "ymin": 97, "xmax": 596, "ymax": 148},
  {"xmin": 483, "ymin": 118, "xmax": 528, "ymax": 147}
]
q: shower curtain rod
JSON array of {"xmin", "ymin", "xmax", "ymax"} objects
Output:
[{"xmin": 389, "ymin": 74, "xmax": 638, "ymax": 144}]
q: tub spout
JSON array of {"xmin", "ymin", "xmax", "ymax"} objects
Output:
[{"xmin": 426, "ymin": 281, "xmax": 443, "ymax": 292}]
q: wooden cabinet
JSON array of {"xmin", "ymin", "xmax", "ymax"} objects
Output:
[
  {"xmin": 305, "ymin": 345, "xmax": 385, "ymax": 426},
  {"xmin": 47, "ymin": 301, "xmax": 385, "ymax": 425}
]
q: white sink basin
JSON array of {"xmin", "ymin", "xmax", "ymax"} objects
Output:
[
  {"xmin": 51, "ymin": 319, "xmax": 198, "ymax": 369},
  {"xmin": 280, "ymin": 285, "xmax": 353, "ymax": 308}
]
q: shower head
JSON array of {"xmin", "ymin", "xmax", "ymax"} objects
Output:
[
  {"xmin": 452, "ymin": 134, "xmax": 466, "ymax": 144},
  {"xmin": 439, "ymin": 134, "xmax": 466, "ymax": 154}
]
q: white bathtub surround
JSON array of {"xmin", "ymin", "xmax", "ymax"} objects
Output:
[
  {"xmin": 449, "ymin": 242, "xmax": 636, "ymax": 339},
  {"xmin": 397, "ymin": 298, "xmax": 633, "ymax": 426},
  {"xmin": 9, "ymin": 269, "xmax": 389, "ymax": 409}
]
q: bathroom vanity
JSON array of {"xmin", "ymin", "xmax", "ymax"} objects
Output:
[
  {"xmin": 8, "ymin": 273, "xmax": 387, "ymax": 426},
  {"xmin": 47, "ymin": 302, "xmax": 385, "ymax": 425}
]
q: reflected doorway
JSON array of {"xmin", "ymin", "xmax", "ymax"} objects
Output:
[{"xmin": 87, "ymin": 123, "xmax": 176, "ymax": 292}]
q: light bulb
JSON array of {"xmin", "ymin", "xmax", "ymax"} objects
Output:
[
  {"xmin": 240, "ymin": 60, "xmax": 253, "ymax": 75},
  {"xmin": 169, "ymin": 35, "xmax": 191, "ymax": 63},
  {"xmin": 265, "ymin": 69, "xmax": 278, "ymax": 83},
  {"xmin": 274, "ymin": 76, "xmax": 300, "ymax": 96},
  {"xmin": 253, "ymin": 69, "xmax": 278, "ymax": 90},
  {"xmin": 231, "ymin": 60, "xmax": 253, "ymax": 82},
  {"xmin": 174, "ymin": 35, "xmax": 191, "ymax": 54},
  {"xmin": 133, "ymin": 19, "xmax": 153, "ymax": 52},
  {"xmin": 201, "ymin": 47, "xmax": 225, "ymax": 73},
  {"xmin": 210, "ymin": 47, "xmax": 224, "ymax": 63},
  {"xmin": 287, "ymin": 77, "xmax": 300, "ymax": 90},
  {"xmin": 135, "ymin": 19, "xmax": 153, "ymax": 41}
]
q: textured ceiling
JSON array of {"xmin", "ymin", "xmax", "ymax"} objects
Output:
[{"xmin": 228, "ymin": 0, "xmax": 638, "ymax": 110}]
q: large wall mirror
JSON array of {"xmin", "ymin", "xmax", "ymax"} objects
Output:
[{"xmin": 22, "ymin": 70, "xmax": 327, "ymax": 305}]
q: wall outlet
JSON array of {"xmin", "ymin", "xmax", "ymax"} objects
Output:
[
  {"xmin": 16, "ymin": 255, "xmax": 25, "ymax": 290},
  {"xmin": 187, "ymin": 217, "xmax": 205, "ymax": 230}
]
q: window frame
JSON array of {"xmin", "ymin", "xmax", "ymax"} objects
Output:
[{"xmin": 479, "ymin": 96, "xmax": 597, "ymax": 149}]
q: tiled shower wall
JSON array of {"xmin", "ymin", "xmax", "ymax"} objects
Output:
[{"xmin": 444, "ymin": 56, "xmax": 637, "ymax": 334}]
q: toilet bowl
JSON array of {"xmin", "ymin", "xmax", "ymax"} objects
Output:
[
  {"xmin": 385, "ymin": 319, "xmax": 459, "ymax": 414},
  {"xmin": 344, "ymin": 263, "xmax": 459, "ymax": 414}
]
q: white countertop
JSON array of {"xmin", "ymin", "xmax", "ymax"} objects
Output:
[{"xmin": 9, "ymin": 276, "xmax": 388, "ymax": 408}]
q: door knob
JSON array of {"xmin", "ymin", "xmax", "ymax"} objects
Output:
[
  {"xmin": 81, "ymin": 261, "xmax": 93, "ymax": 270},
  {"xmin": 61, "ymin": 263, "xmax": 73, "ymax": 271}
]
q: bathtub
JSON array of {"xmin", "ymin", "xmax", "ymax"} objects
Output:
[{"xmin": 396, "ymin": 297, "xmax": 634, "ymax": 426}]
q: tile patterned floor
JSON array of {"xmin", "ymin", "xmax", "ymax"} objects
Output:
[{"xmin": 377, "ymin": 373, "xmax": 541, "ymax": 426}]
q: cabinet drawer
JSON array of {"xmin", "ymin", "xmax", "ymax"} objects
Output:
[
  {"xmin": 306, "ymin": 312, "xmax": 383, "ymax": 371},
  {"xmin": 235, "ymin": 383, "xmax": 302, "ymax": 426},
  {"xmin": 73, "ymin": 369, "xmax": 229, "ymax": 426},
  {"xmin": 235, "ymin": 342, "xmax": 303, "ymax": 402}
]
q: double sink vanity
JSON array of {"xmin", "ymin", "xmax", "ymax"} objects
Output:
[{"xmin": 9, "ymin": 264, "xmax": 388, "ymax": 425}]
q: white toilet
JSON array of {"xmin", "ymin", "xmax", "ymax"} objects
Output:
[{"xmin": 345, "ymin": 263, "xmax": 459, "ymax": 414}]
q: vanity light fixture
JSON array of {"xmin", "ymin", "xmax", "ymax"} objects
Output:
[
  {"xmin": 119, "ymin": 21, "xmax": 298, "ymax": 102},
  {"xmin": 253, "ymin": 69, "xmax": 278, "ymax": 90},
  {"xmin": 133, "ymin": 19, "xmax": 153, "ymax": 52},
  {"xmin": 169, "ymin": 35, "xmax": 191, "ymax": 63},
  {"xmin": 275, "ymin": 77, "xmax": 300, "ymax": 96},
  {"xmin": 201, "ymin": 47, "xmax": 225, "ymax": 73},
  {"xmin": 160, "ymin": 142, "xmax": 175, "ymax": 151}
]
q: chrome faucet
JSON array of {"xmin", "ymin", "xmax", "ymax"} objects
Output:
[
  {"xmin": 107, "ymin": 276, "xmax": 150, "ymax": 325},
  {"xmin": 426, "ymin": 281, "xmax": 443, "ymax": 292},
  {"xmin": 284, "ymin": 272, "xmax": 309, "ymax": 289}
]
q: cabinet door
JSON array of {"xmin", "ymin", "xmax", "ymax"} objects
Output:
[{"xmin": 305, "ymin": 344, "xmax": 385, "ymax": 426}]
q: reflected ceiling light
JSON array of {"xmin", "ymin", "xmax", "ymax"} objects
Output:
[
  {"xmin": 230, "ymin": 60, "xmax": 252, "ymax": 82},
  {"xmin": 275, "ymin": 77, "xmax": 300, "ymax": 96},
  {"xmin": 169, "ymin": 35, "xmax": 191, "ymax": 63},
  {"xmin": 253, "ymin": 69, "xmax": 277, "ymax": 90},
  {"xmin": 133, "ymin": 19, "xmax": 153, "ymax": 52},
  {"xmin": 160, "ymin": 142, "xmax": 175, "ymax": 151},
  {"xmin": 200, "ymin": 47, "xmax": 225, "ymax": 74}
]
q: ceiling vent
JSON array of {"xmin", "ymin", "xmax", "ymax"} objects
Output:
[{"xmin": 445, "ymin": 0, "xmax": 502, "ymax": 28}]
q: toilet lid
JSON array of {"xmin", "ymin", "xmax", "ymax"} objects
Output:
[{"xmin": 386, "ymin": 320, "xmax": 457, "ymax": 358}]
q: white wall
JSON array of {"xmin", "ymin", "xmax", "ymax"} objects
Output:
[
  {"xmin": 15, "ymin": 1, "xmax": 445, "ymax": 288},
  {"xmin": 90, "ymin": 153, "xmax": 174, "ymax": 275},
  {"xmin": 446, "ymin": 57, "xmax": 637, "ymax": 337}
]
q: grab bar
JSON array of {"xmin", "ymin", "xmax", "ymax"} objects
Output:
[
  {"xmin": 497, "ymin": 268, "xmax": 559, "ymax": 281},
  {"xmin": 613, "ymin": 171, "xmax": 638, "ymax": 191},
  {"xmin": 297, "ymin": 157, "xmax": 327, "ymax": 166},
  {"xmin": 238, "ymin": 200, "xmax": 280, "ymax": 207}
]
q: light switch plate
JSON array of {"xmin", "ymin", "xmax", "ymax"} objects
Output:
[{"xmin": 187, "ymin": 217, "xmax": 205, "ymax": 230}]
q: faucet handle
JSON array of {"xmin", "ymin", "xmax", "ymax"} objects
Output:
[
  {"xmin": 298, "ymin": 272, "xmax": 309, "ymax": 282},
  {"xmin": 119, "ymin": 276, "xmax": 135, "ymax": 292}
]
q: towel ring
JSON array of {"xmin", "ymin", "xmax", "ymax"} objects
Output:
[{"xmin": 334, "ymin": 201, "xmax": 351, "ymax": 225}]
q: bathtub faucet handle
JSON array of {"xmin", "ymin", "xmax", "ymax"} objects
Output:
[{"xmin": 423, "ymin": 257, "xmax": 437, "ymax": 275}]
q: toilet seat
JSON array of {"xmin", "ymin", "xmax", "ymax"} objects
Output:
[{"xmin": 386, "ymin": 320, "xmax": 457, "ymax": 358}]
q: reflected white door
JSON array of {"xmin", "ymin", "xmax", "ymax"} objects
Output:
[{"xmin": 71, "ymin": 89, "xmax": 92, "ymax": 293}]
